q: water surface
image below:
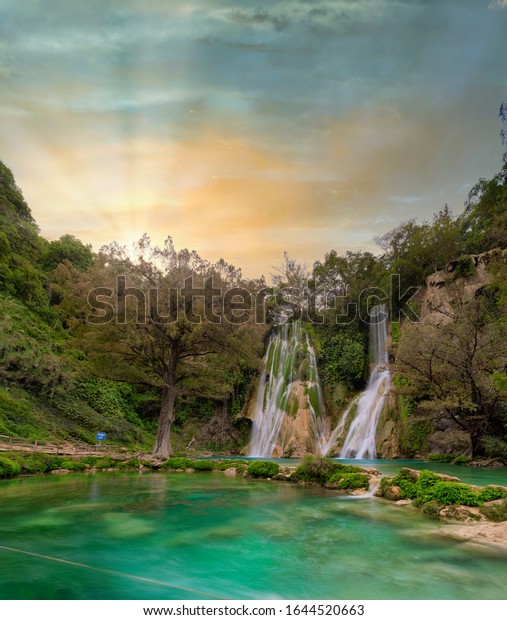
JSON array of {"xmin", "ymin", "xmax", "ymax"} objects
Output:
[{"xmin": 1, "ymin": 471, "xmax": 507, "ymax": 599}]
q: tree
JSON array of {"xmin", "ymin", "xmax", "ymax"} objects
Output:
[
  {"xmin": 425, "ymin": 205, "xmax": 461, "ymax": 272},
  {"xmin": 43, "ymin": 235, "xmax": 94, "ymax": 272},
  {"xmin": 395, "ymin": 289, "xmax": 507, "ymax": 457},
  {"xmin": 271, "ymin": 252, "xmax": 309, "ymax": 289},
  {"xmin": 0, "ymin": 161, "xmax": 36, "ymax": 225},
  {"xmin": 375, "ymin": 210, "xmax": 460, "ymax": 292},
  {"xmin": 0, "ymin": 295, "xmax": 72, "ymax": 396},
  {"xmin": 68, "ymin": 236, "xmax": 264, "ymax": 458},
  {"xmin": 0, "ymin": 161, "xmax": 51, "ymax": 313},
  {"xmin": 459, "ymin": 173, "xmax": 507, "ymax": 254},
  {"xmin": 318, "ymin": 330, "xmax": 365, "ymax": 388}
]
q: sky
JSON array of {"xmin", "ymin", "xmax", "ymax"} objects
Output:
[{"xmin": 0, "ymin": 0, "xmax": 506, "ymax": 278}]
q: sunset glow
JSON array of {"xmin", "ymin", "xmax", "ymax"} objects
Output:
[{"xmin": 1, "ymin": 0, "xmax": 506, "ymax": 277}]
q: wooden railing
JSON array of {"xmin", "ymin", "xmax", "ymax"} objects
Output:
[{"xmin": 0, "ymin": 435, "xmax": 129, "ymax": 456}]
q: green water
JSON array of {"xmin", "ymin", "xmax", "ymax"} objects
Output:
[
  {"xmin": 337, "ymin": 459, "xmax": 507, "ymax": 486},
  {"xmin": 1, "ymin": 471, "xmax": 507, "ymax": 600},
  {"xmin": 224, "ymin": 457, "xmax": 507, "ymax": 486}
]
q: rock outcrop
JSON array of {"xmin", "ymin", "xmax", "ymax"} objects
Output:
[{"xmin": 414, "ymin": 248, "xmax": 507, "ymax": 326}]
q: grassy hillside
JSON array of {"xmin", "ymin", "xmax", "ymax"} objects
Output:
[{"xmin": 0, "ymin": 293, "xmax": 153, "ymax": 448}]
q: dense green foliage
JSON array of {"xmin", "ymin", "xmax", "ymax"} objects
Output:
[
  {"xmin": 1, "ymin": 139, "xmax": 507, "ymax": 459},
  {"xmin": 382, "ymin": 468, "xmax": 507, "ymax": 510},
  {"xmin": 0, "ymin": 455, "xmax": 21, "ymax": 477},
  {"xmin": 291, "ymin": 456, "xmax": 363, "ymax": 484},
  {"xmin": 317, "ymin": 330, "xmax": 365, "ymax": 387},
  {"xmin": 0, "ymin": 163, "xmax": 48, "ymax": 311},
  {"xmin": 460, "ymin": 173, "xmax": 507, "ymax": 254},
  {"xmin": 161, "ymin": 457, "xmax": 249, "ymax": 472},
  {"xmin": 428, "ymin": 454, "xmax": 458, "ymax": 463},
  {"xmin": 43, "ymin": 235, "xmax": 93, "ymax": 273},
  {"xmin": 428, "ymin": 454, "xmax": 472, "ymax": 465},
  {"xmin": 161, "ymin": 457, "xmax": 195, "ymax": 469},
  {"xmin": 0, "ymin": 451, "xmax": 159, "ymax": 477},
  {"xmin": 452, "ymin": 255, "xmax": 476, "ymax": 279},
  {"xmin": 328, "ymin": 472, "xmax": 370, "ymax": 490},
  {"xmin": 246, "ymin": 460, "xmax": 279, "ymax": 478}
]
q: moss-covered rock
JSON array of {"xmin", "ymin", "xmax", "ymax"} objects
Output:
[
  {"xmin": 246, "ymin": 460, "xmax": 280, "ymax": 478},
  {"xmin": 379, "ymin": 468, "xmax": 507, "ymax": 523}
]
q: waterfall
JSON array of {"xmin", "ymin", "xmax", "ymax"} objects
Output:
[
  {"xmin": 318, "ymin": 395, "xmax": 359, "ymax": 457},
  {"xmin": 339, "ymin": 304, "xmax": 390, "ymax": 459},
  {"xmin": 249, "ymin": 322, "xmax": 326, "ymax": 458}
]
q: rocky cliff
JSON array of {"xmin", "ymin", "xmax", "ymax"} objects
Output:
[{"xmin": 376, "ymin": 248, "xmax": 507, "ymax": 459}]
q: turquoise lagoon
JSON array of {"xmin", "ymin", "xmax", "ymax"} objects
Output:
[{"xmin": 0, "ymin": 464, "xmax": 507, "ymax": 600}]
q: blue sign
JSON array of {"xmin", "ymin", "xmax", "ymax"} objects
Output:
[{"xmin": 96, "ymin": 432, "xmax": 107, "ymax": 441}]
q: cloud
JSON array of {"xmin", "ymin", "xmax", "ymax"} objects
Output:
[
  {"xmin": 199, "ymin": 36, "xmax": 285, "ymax": 54},
  {"xmin": 228, "ymin": 9, "xmax": 291, "ymax": 31},
  {"xmin": 1, "ymin": 0, "xmax": 506, "ymax": 278},
  {"xmin": 224, "ymin": 3, "xmax": 350, "ymax": 34}
]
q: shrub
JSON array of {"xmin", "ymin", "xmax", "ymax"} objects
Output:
[
  {"xmin": 22, "ymin": 453, "xmax": 56, "ymax": 473},
  {"xmin": 49, "ymin": 456, "xmax": 65, "ymax": 469},
  {"xmin": 453, "ymin": 255, "xmax": 476, "ymax": 279},
  {"xmin": 431, "ymin": 482, "xmax": 480, "ymax": 507},
  {"xmin": 480, "ymin": 435, "xmax": 507, "ymax": 460},
  {"xmin": 393, "ymin": 468, "xmax": 419, "ymax": 482},
  {"xmin": 477, "ymin": 486, "xmax": 505, "ymax": 503},
  {"xmin": 78, "ymin": 456, "xmax": 116, "ymax": 469},
  {"xmin": 417, "ymin": 470, "xmax": 440, "ymax": 499},
  {"xmin": 428, "ymin": 454, "xmax": 455, "ymax": 463},
  {"xmin": 161, "ymin": 457, "xmax": 195, "ymax": 470},
  {"xmin": 334, "ymin": 464, "xmax": 363, "ymax": 474},
  {"xmin": 335, "ymin": 473, "xmax": 370, "ymax": 490},
  {"xmin": 327, "ymin": 473, "xmax": 341, "ymax": 483},
  {"xmin": 452, "ymin": 456, "xmax": 472, "ymax": 465},
  {"xmin": 418, "ymin": 469, "xmax": 440, "ymax": 486},
  {"xmin": 191, "ymin": 460, "xmax": 216, "ymax": 471},
  {"xmin": 92, "ymin": 457, "xmax": 116, "ymax": 469},
  {"xmin": 214, "ymin": 460, "xmax": 249, "ymax": 471},
  {"xmin": 381, "ymin": 463, "xmax": 507, "ymax": 522},
  {"xmin": 379, "ymin": 477, "xmax": 393, "ymax": 497},
  {"xmin": 247, "ymin": 460, "xmax": 280, "ymax": 478},
  {"xmin": 291, "ymin": 456, "xmax": 350, "ymax": 484},
  {"xmin": 0, "ymin": 456, "xmax": 21, "ymax": 477},
  {"xmin": 116, "ymin": 458, "xmax": 141, "ymax": 469},
  {"xmin": 60, "ymin": 460, "xmax": 86, "ymax": 471},
  {"xmin": 397, "ymin": 479, "xmax": 418, "ymax": 499},
  {"xmin": 390, "ymin": 469, "xmax": 419, "ymax": 499}
]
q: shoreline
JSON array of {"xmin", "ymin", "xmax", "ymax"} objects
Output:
[{"xmin": 2, "ymin": 452, "xmax": 507, "ymax": 550}]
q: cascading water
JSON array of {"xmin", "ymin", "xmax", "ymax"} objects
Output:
[
  {"xmin": 249, "ymin": 322, "xmax": 326, "ymax": 458},
  {"xmin": 339, "ymin": 304, "xmax": 390, "ymax": 459},
  {"xmin": 318, "ymin": 395, "xmax": 359, "ymax": 457}
]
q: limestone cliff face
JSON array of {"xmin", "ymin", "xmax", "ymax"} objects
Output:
[
  {"xmin": 244, "ymin": 378, "xmax": 330, "ymax": 457},
  {"xmin": 243, "ymin": 322, "xmax": 333, "ymax": 458},
  {"xmin": 375, "ymin": 393, "xmax": 403, "ymax": 459},
  {"xmin": 413, "ymin": 248, "xmax": 507, "ymax": 325},
  {"xmin": 375, "ymin": 248, "xmax": 507, "ymax": 459},
  {"xmin": 273, "ymin": 382, "xmax": 319, "ymax": 458}
]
